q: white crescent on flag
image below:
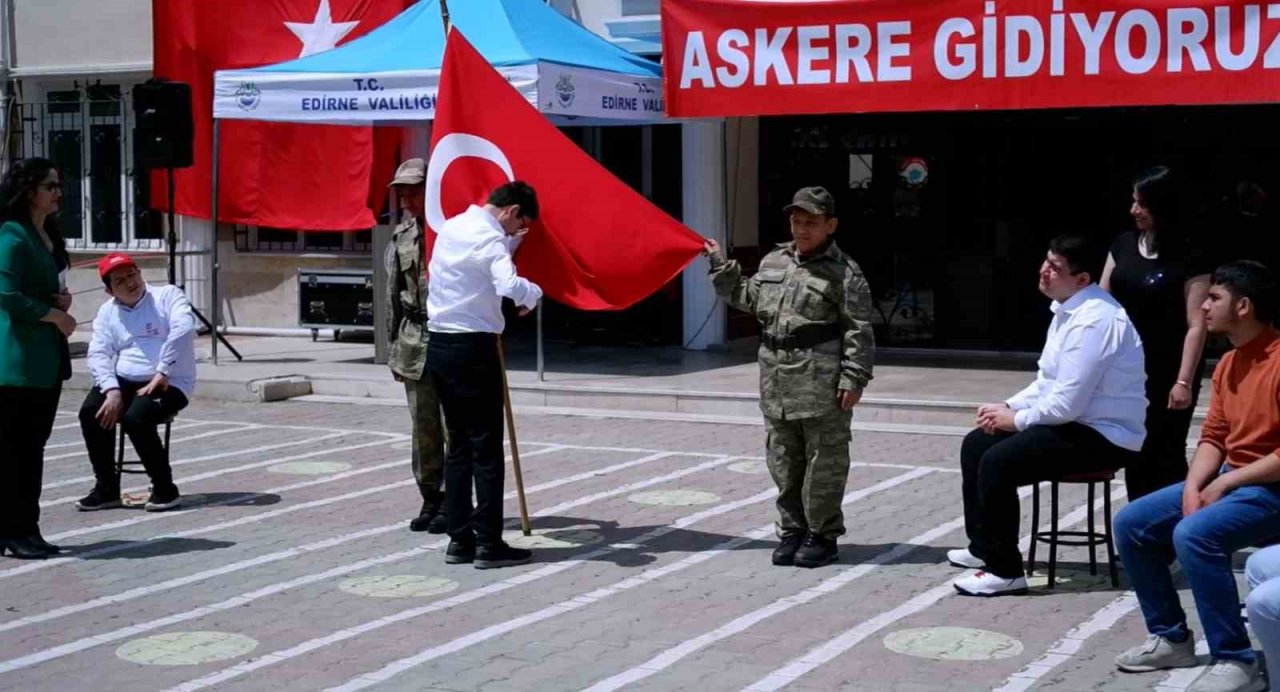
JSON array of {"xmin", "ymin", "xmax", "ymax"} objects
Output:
[{"xmin": 425, "ymin": 133, "xmax": 515, "ymax": 232}]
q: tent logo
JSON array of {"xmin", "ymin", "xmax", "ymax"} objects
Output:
[
  {"xmin": 555, "ymin": 74, "xmax": 575, "ymax": 108},
  {"xmin": 235, "ymin": 82, "xmax": 262, "ymax": 111}
]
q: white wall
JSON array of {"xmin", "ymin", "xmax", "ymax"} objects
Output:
[{"xmin": 13, "ymin": 0, "xmax": 151, "ymax": 75}]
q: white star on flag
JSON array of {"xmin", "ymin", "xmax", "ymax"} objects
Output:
[{"xmin": 285, "ymin": 0, "xmax": 359, "ymax": 58}]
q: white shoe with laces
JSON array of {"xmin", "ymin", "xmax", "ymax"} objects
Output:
[
  {"xmin": 946, "ymin": 548, "xmax": 985, "ymax": 569},
  {"xmin": 952, "ymin": 570, "xmax": 1028, "ymax": 597},
  {"xmin": 1114, "ymin": 633, "xmax": 1198, "ymax": 672},
  {"xmin": 1188, "ymin": 659, "xmax": 1265, "ymax": 692}
]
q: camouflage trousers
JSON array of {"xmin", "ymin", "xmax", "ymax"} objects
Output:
[
  {"xmin": 404, "ymin": 378, "xmax": 445, "ymax": 499},
  {"xmin": 764, "ymin": 409, "xmax": 853, "ymax": 539}
]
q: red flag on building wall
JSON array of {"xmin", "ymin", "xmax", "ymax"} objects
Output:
[
  {"xmin": 152, "ymin": 0, "xmax": 406, "ymax": 230},
  {"xmin": 427, "ymin": 30, "xmax": 705, "ymax": 310}
]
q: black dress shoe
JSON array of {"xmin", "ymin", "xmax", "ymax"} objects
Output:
[
  {"xmin": 1, "ymin": 537, "xmax": 50, "ymax": 560},
  {"xmin": 772, "ymin": 534, "xmax": 805, "ymax": 566},
  {"xmin": 26, "ymin": 534, "xmax": 60, "ymax": 555}
]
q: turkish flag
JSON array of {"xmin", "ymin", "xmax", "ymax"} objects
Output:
[
  {"xmin": 152, "ymin": 0, "xmax": 407, "ymax": 230},
  {"xmin": 428, "ymin": 31, "xmax": 704, "ymax": 310}
]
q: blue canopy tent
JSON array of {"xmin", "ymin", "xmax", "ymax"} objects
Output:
[
  {"xmin": 204, "ymin": 0, "xmax": 670, "ymax": 365},
  {"xmin": 213, "ymin": 0, "xmax": 666, "ymax": 125}
]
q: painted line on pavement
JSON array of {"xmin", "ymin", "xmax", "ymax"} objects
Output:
[
  {"xmin": 44, "ymin": 421, "xmax": 213, "ymax": 449},
  {"xmin": 0, "ymin": 438, "xmax": 414, "ymax": 581},
  {"xmin": 992, "ymin": 593, "xmax": 1140, "ymax": 692},
  {"xmin": 44, "ymin": 424, "xmax": 259, "ymax": 461},
  {"xmin": 177, "ymin": 467, "xmax": 935, "ymax": 692},
  {"xmin": 39, "ymin": 432, "xmax": 351, "ymax": 505},
  {"xmin": 0, "ymin": 449, "xmax": 739, "ymax": 676},
  {"xmin": 737, "ymin": 488, "xmax": 1130, "ymax": 692},
  {"xmin": 4, "ymin": 445, "xmax": 708, "ymax": 634}
]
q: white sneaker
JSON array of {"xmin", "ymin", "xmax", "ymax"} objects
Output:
[
  {"xmin": 947, "ymin": 548, "xmax": 985, "ymax": 569},
  {"xmin": 1115, "ymin": 634, "xmax": 1198, "ymax": 672},
  {"xmin": 1188, "ymin": 659, "xmax": 1265, "ymax": 692},
  {"xmin": 953, "ymin": 570, "xmax": 1028, "ymax": 597}
]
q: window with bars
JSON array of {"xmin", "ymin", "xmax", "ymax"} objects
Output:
[
  {"xmin": 16, "ymin": 83, "xmax": 164, "ymax": 249},
  {"xmin": 233, "ymin": 226, "xmax": 373, "ymax": 253}
]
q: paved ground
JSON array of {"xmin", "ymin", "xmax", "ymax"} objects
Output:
[{"xmin": 0, "ymin": 398, "xmax": 1256, "ymax": 691}]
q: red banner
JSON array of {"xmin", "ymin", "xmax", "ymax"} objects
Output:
[{"xmin": 661, "ymin": 0, "xmax": 1280, "ymax": 117}]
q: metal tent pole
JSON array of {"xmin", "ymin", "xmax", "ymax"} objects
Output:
[{"xmin": 210, "ymin": 120, "xmax": 221, "ymax": 365}]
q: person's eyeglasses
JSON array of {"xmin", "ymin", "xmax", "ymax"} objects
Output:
[{"xmin": 38, "ymin": 182, "xmax": 62, "ymax": 192}]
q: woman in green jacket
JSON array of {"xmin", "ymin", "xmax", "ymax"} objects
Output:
[{"xmin": 0, "ymin": 158, "xmax": 76, "ymax": 559}]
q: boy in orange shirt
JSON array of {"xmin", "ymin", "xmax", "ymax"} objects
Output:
[{"xmin": 1113, "ymin": 260, "xmax": 1279, "ymax": 692}]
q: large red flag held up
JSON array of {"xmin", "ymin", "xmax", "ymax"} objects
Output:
[
  {"xmin": 426, "ymin": 31, "xmax": 705, "ymax": 311},
  {"xmin": 152, "ymin": 0, "xmax": 406, "ymax": 230}
]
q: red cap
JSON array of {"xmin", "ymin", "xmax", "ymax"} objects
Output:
[{"xmin": 97, "ymin": 252, "xmax": 137, "ymax": 280}]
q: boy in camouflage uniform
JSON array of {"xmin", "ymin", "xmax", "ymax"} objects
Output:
[
  {"xmin": 385, "ymin": 159, "xmax": 446, "ymax": 533},
  {"xmin": 704, "ymin": 186, "xmax": 875, "ymax": 568}
]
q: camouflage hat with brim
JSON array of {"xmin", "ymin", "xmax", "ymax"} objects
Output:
[
  {"xmin": 783, "ymin": 186, "xmax": 835, "ymax": 216},
  {"xmin": 388, "ymin": 158, "xmax": 426, "ymax": 187}
]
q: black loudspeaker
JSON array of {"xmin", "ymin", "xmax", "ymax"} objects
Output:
[{"xmin": 132, "ymin": 79, "xmax": 194, "ymax": 169}]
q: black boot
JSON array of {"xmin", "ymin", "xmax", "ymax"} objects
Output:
[
  {"xmin": 409, "ymin": 490, "xmax": 446, "ymax": 533},
  {"xmin": 772, "ymin": 534, "xmax": 805, "ymax": 566},
  {"xmin": 793, "ymin": 533, "xmax": 838, "ymax": 568},
  {"xmin": 27, "ymin": 532, "xmax": 61, "ymax": 555}
]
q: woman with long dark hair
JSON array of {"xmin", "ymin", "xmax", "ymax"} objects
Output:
[
  {"xmin": 0, "ymin": 158, "xmax": 76, "ymax": 559},
  {"xmin": 1101, "ymin": 166, "xmax": 1212, "ymax": 500}
]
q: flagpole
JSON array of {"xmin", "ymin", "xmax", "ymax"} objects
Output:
[
  {"xmin": 496, "ymin": 333, "xmax": 532, "ymax": 536},
  {"xmin": 438, "ymin": 0, "xmax": 530, "ymax": 535}
]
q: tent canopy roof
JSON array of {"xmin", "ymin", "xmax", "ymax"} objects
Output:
[{"xmin": 242, "ymin": 0, "xmax": 661, "ymax": 77}]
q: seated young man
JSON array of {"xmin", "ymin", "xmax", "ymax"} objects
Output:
[
  {"xmin": 949, "ymin": 233, "xmax": 1146, "ymax": 597},
  {"xmin": 1113, "ymin": 260, "xmax": 1280, "ymax": 692},
  {"xmin": 76, "ymin": 253, "xmax": 196, "ymax": 512}
]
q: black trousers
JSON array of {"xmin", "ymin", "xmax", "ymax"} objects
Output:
[
  {"xmin": 426, "ymin": 331, "xmax": 505, "ymax": 546},
  {"xmin": 0, "ymin": 385, "xmax": 61, "ymax": 539},
  {"xmin": 79, "ymin": 382, "xmax": 188, "ymax": 492},
  {"xmin": 961, "ymin": 423, "xmax": 1137, "ymax": 578},
  {"xmin": 1125, "ymin": 359, "xmax": 1203, "ymax": 501}
]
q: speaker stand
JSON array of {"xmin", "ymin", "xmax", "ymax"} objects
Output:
[{"xmin": 166, "ymin": 167, "xmax": 242, "ymax": 361}]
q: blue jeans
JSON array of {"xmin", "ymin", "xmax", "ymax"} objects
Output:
[
  {"xmin": 1114, "ymin": 475, "xmax": 1280, "ymax": 663},
  {"xmin": 1246, "ymin": 546, "xmax": 1280, "ymax": 691}
]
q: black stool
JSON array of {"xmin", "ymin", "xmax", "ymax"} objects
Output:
[
  {"xmin": 115, "ymin": 415, "xmax": 175, "ymax": 481},
  {"xmin": 1027, "ymin": 470, "xmax": 1119, "ymax": 589}
]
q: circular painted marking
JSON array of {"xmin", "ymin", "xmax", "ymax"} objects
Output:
[
  {"xmin": 628, "ymin": 490, "xmax": 720, "ymax": 507},
  {"xmin": 728, "ymin": 460, "xmax": 769, "ymax": 475},
  {"xmin": 1026, "ymin": 570, "xmax": 1110, "ymax": 592},
  {"xmin": 506, "ymin": 524, "xmax": 605, "ymax": 549},
  {"xmin": 339, "ymin": 575, "xmax": 458, "ymax": 599},
  {"xmin": 267, "ymin": 461, "xmax": 352, "ymax": 475},
  {"xmin": 116, "ymin": 631, "xmax": 258, "ymax": 666},
  {"xmin": 884, "ymin": 627, "xmax": 1023, "ymax": 661}
]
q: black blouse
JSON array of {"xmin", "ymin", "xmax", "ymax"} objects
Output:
[{"xmin": 1108, "ymin": 231, "xmax": 1210, "ymax": 370}]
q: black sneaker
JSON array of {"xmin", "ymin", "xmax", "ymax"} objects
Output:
[
  {"xmin": 474, "ymin": 542, "xmax": 532, "ymax": 570},
  {"xmin": 445, "ymin": 539, "xmax": 476, "ymax": 565},
  {"xmin": 76, "ymin": 487, "xmax": 122, "ymax": 512},
  {"xmin": 793, "ymin": 534, "xmax": 838, "ymax": 568},
  {"xmin": 772, "ymin": 534, "xmax": 805, "ymax": 566},
  {"xmin": 144, "ymin": 485, "xmax": 182, "ymax": 512}
]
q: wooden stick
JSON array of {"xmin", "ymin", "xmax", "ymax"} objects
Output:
[{"xmin": 495, "ymin": 335, "xmax": 531, "ymax": 536}]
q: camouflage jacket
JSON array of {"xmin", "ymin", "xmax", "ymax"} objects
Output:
[
  {"xmin": 709, "ymin": 240, "xmax": 875, "ymax": 419},
  {"xmin": 385, "ymin": 216, "xmax": 428, "ymax": 380}
]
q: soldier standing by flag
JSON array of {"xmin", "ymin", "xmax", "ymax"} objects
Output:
[
  {"xmin": 385, "ymin": 158, "xmax": 446, "ymax": 534},
  {"xmin": 704, "ymin": 186, "xmax": 875, "ymax": 568}
]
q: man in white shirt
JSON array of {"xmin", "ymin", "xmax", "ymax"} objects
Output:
[
  {"xmin": 427, "ymin": 181, "xmax": 542, "ymax": 570},
  {"xmin": 950, "ymin": 233, "xmax": 1146, "ymax": 596},
  {"xmin": 76, "ymin": 253, "xmax": 196, "ymax": 512}
]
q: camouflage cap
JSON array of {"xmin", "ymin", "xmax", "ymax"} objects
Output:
[
  {"xmin": 783, "ymin": 186, "xmax": 835, "ymax": 216},
  {"xmin": 388, "ymin": 158, "xmax": 426, "ymax": 187}
]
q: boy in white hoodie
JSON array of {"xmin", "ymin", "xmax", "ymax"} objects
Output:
[{"xmin": 76, "ymin": 253, "xmax": 195, "ymax": 512}]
